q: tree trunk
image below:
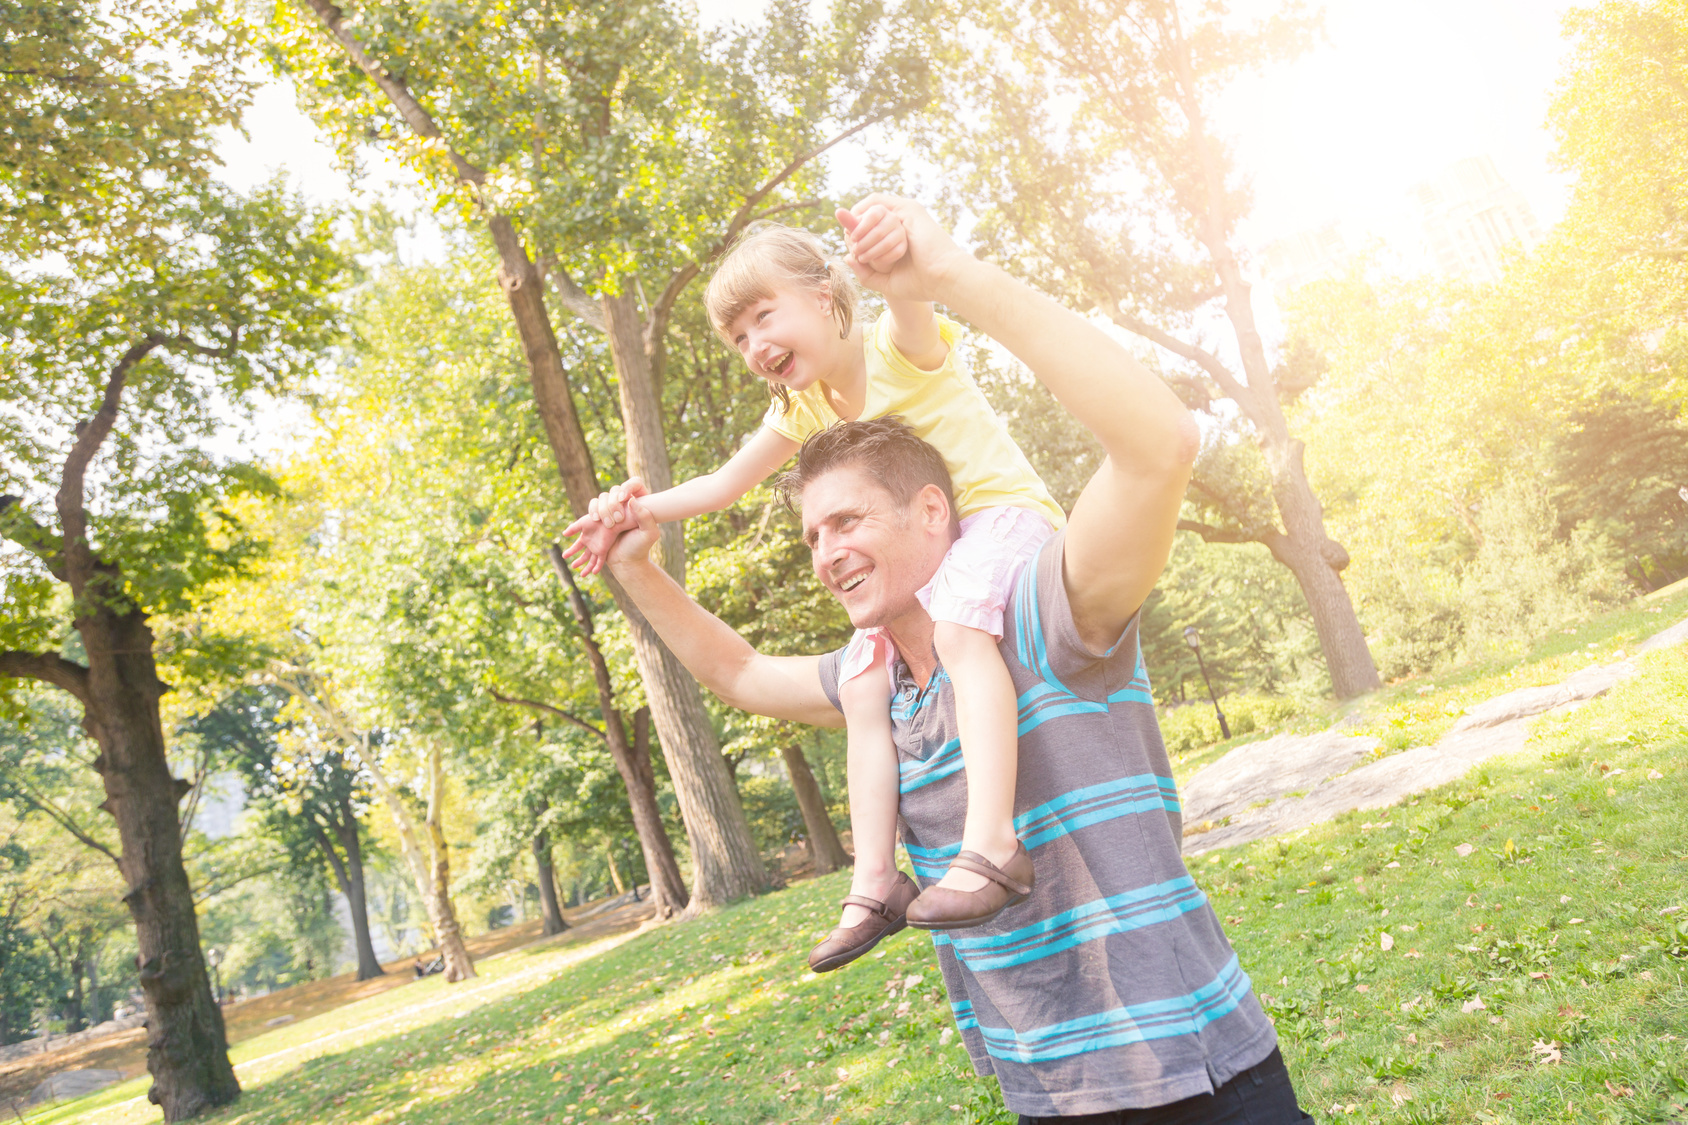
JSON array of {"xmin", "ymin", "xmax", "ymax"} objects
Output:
[
  {"xmin": 779, "ymin": 743, "xmax": 849, "ymax": 874},
  {"xmin": 546, "ymin": 550, "xmax": 690, "ymax": 918},
  {"xmin": 423, "ymin": 744, "xmax": 476, "ymax": 982},
  {"xmin": 610, "ymin": 707, "xmax": 690, "ymax": 917},
  {"xmin": 82, "ymin": 608, "xmax": 239, "ymax": 1120},
  {"xmin": 604, "ymin": 842, "xmax": 626, "ymax": 896},
  {"xmin": 1259, "ymin": 450, "xmax": 1383, "ymax": 700},
  {"xmin": 1162, "ymin": 17, "xmax": 1382, "ymax": 702},
  {"xmin": 303, "ymin": 0, "xmax": 765, "ymax": 917},
  {"xmin": 343, "ymin": 734, "xmax": 476, "ymax": 983},
  {"xmin": 494, "ymin": 242, "xmax": 764, "ymax": 911},
  {"xmin": 318, "ymin": 803, "xmax": 385, "ymax": 981},
  {"xmin": 532, "ymin": 825, "xmax": 568, "ymax": 936}
]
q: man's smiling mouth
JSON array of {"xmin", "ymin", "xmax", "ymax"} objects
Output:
[{"xmin": 839, "ymin": 570, "xmax": 869, "ymax": 592}]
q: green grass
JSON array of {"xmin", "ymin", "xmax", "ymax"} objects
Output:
[
  {"xmin": 34, "ymin": 609, "xmax": 1688, "ymax": 1125},
  {"xmin": 1192, "ymin": 643, "xmax": 1688, "ymax": 1123}
]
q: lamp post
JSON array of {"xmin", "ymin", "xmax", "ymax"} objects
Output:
[
  {"xmin": 1182, "ymin": 626, "xmax": 1231, "ymax": 740},
  {"xmin": 206, "ymin": 947, "xmax": 224, "ymax": 1005}
]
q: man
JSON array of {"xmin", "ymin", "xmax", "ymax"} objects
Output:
[{"xmin": 604, "ymin": 195, "xmax": 1314, "ymax": 1123}]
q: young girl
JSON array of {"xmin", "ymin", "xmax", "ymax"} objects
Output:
[{"xmin": 564, "ymin": 202, "xmax": 1066, "ymax": 969}]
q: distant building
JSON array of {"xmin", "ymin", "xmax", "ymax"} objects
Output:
[{"xmin": 1410, "ymin": 155, "xmax": 1542, "ymax": 283}]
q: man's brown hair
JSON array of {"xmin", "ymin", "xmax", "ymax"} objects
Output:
[{"xmin": 777, "ymin": 416, "xmax": 959, "ymax": 533}]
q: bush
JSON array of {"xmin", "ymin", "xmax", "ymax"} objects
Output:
[
  {"xmin": 1158, "ymin": 693, "xmax": 1307, "ymax": 757},
  {"xmin": 736, "ymin": 773, "xmax": 806, "ymax": 855}
]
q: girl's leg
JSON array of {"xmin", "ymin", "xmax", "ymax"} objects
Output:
[
  {"xmin": 931, "ymin": 620, "xmax": 1021, "ymax": 894},
  {"xmin": 837, "ymin": 661, "xmax": 903, "ymax": 929}
]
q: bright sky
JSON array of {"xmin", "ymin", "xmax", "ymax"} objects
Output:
[{"xmin": 219, "ymin": 0, "xmax": 1583, "ymax": 267}]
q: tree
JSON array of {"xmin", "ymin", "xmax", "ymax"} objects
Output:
[
  {"xmin": 0, "ymin": 4, "xmax": 347, "ymax": 1115},
  {"xmin": 193, "ymin": 689, "xmax": 386, "ymax": 981},
  {"xmin": 270, "ymin": 0, "xmax": 934, "ymax": 907},
  {"xmin": 936, "ymin": 0, "xmax": 1383, "ymax": 698}
]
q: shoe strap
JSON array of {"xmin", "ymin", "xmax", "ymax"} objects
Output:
[
  {"xmin": 950, "ymin": 850, "xmax": 1031, "ymax": 897},
  {"xmin": 839, "ymin": 893, "xmax": 890, "ymax": 918}
]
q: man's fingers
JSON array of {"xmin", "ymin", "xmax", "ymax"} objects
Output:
[{"xmin": 835, "ymin": 207, "xmax": 860, "ymax": 234}]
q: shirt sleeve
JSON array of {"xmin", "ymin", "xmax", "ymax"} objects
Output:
[
  {"xmin": 1021, "ymin": 531, "xmax": 1143, "ymax": 693},
  {"xmin": 869, "ymin": 313, "xmax": 966, "ymax": 380},
  {"xmin": 762, "ymin": 387, "xmax": 834, "ymax": 443},
  {"xmin": 817, "ymin": 649, "xmax": 845, "ymax": 713}
]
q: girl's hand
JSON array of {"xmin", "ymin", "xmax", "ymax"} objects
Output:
[
  {"xmin": 835, "ymin": 194, "xmax": 970, "ymax": 302},
  {"xmin": 560, "ymin": 518, "xmax": 623, "ymax": 576},
  {"xmin": 561, "ymin": 478, "xmax": 649, "ymax": 575},
  {"xmin": 837, "ymin": 202, "xmax": 910, "ymax": 273}
]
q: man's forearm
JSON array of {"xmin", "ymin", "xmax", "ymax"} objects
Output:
[
  {"xmin": 614, "ymin": 557, "xmax": 758, "ymax": 702},
  {"xmin": 937, "ymin": 259, "xmax": 1193, "ymax": 471},
  {"xmin": 609, "ymin": 554, "xmax": 843, "ymax": 727}
]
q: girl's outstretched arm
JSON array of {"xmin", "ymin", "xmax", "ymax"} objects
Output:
[
  {"xmin": 561, "ymin": 427, "xmax": 799, "ymax": 572},
  {"xmin": 838, "ymin": 203, "xmax": 947, "ymax": 371}
]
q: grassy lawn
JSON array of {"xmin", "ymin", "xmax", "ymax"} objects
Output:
[{"xmin": 29, "ymin": 612, "xmax": 1688, "ymax": 1125}]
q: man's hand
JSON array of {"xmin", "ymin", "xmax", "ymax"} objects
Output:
[
  {"xmin": 604, "ymin": 492, "xmax": 664, "ymax": 573},
  {"xmin": 836, "ymin": 195, "xmax": 972, "ymax": 305},
  {"xmin": 561, "ymin": 477, "xmax": 649, "ymax": 575}
]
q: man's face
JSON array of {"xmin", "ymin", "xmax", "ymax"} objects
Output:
[{"xmin": 800, "ymin": 464, "xmax": 948, "ymax": 630}]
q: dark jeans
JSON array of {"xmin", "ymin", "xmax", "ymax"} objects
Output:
[{"xmin": 1018, "ymin": 1048, "xmax": 1316, "ymax": 1124}]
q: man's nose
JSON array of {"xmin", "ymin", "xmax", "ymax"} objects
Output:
[{"xmin": 813, "ymin": 530, "xmax": 847, "ymax": 569}]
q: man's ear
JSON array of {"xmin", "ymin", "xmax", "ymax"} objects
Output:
[{"xmin": 915, "ymin": 483, "xmax": 954, "ymax": 536}]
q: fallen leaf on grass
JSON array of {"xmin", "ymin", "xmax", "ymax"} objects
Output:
[
  {"xmin": 1531, "ymin": 1039, "xmax": 1562, "ymax": 1065},
  {"xmin": 1606, "ymin": 1080, "xmax": 1633, "ymax": 1097},
  {"xmin": 1461, "ymin": 996, "xmax": 1486, "ymax": 1014},
  {"xmin": 1454, "ymin": 844, "xmax": 1474, "ymax": 857},
  {"xmin": 1381, "ymin": 933, "xmax": 1394, "ymax": 951},
  {"xmin": 1649, "ymin": 769, "xmax": 1664, "ymax": 780}
]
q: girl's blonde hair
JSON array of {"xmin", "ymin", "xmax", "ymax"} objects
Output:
[{"xmin": 704, "ymin": 222, "xmax": 859, "ymax": 413}]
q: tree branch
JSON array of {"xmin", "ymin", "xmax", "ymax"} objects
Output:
[
  {"xmin": 1177, "ymin": 518, "xmax": 1265, "ymax": 545},
  {"xmin": 0, "ymin": 650, "xmax": 92, "ymax": 705},
  {"xmin": 1101, "ymin": 307, "xmax": 1254, "ymax": 407},
  {"xmin": 538, "ymin": 255, "xmax": 607, "ymax": 332},
  {"xmin": 488, "ymin": 690, "xmax": 606, "ymax": 740},
  {"xmin": 57, "ymin": 336, "xmax": 159, "ymax": 587},
  {"xmin": 0, "ymin": 496, "xmax": 67, "ymax": 581},
  {"xmin": 646, "ymin": 107, "xmax": 916, "ymax": 333},
  {"xmin": 293, "ymin": 0, "xmax": 487, "ymax": 186},
  {"xmin": 5, "ymin": 775, "xmax": 122, "ymax": 870}
]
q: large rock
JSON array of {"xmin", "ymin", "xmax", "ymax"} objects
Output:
[
  {"xmin": 1639, "ymin": 616, "xmax": 1688, "ymax": 653},
  {"xmin": 1448, "ymin": 661, "xmax": 1632, "ymax": 733},
  {"xmin": 1180, "ymin": 729, "xmax": 1380, "ymax": 829},
  {"xmin": 1185, "ymin": 719, "xmax": 1533, "ymax": 855},
  {"xmin": 1179, "ymin": 610, "xmax": 1688, "ymax": 858},
  {"xmin": 24, "ymin": 1068, "xmax": 124, "ymax": 1106}
]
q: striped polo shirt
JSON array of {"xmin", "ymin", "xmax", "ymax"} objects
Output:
[{"xmin": 818, "ymin": 532, "xmax": 1277, "ymax": 1117}]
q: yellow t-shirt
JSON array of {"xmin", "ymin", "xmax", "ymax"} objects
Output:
[{"xmin": 762, "ymin": 314, "xmax": 1066, "ymax": 528}]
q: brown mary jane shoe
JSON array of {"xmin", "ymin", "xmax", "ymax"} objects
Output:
[
  {"xmin": 905, "ymin": 842, "xmax": 1034, "ymax": 931},
  {"xmin": 807, "ymin": 871, "xmax": 920, "ymax": 973}
]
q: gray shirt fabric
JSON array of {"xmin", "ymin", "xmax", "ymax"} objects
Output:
[{"xmin": 817, "ymin": 532, "xmax": 1277, "ymax": 1117}]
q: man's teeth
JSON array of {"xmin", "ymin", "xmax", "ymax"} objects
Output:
[{"xmin": 840, "ymin": 573, "xmax": 866, "ymax": 591}]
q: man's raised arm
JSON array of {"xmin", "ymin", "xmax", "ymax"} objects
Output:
[
  {"xmin": 605, "ymin": 497, "xmax": 845, "ymax": 728},
  {"xmin": 843, "ymin": 195, "xmax": 1199, "ymax": 651}
]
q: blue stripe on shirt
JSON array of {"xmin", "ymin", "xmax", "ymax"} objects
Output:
[
  {"xmin": 945, "ymin": 876, "xmax": 1209, "ymax": 972},
  {"xmin": 902, "ymin": 774, "xmax": 1181, "ymax": 878},
  {"xmin": 974, "ymin": 955, "xmax": 1254, "ymax": 1064}
]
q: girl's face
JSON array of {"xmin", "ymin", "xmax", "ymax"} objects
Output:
[{"xmin": 724, "ymin": 283, "xmax": 841, "ymax": 392}]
